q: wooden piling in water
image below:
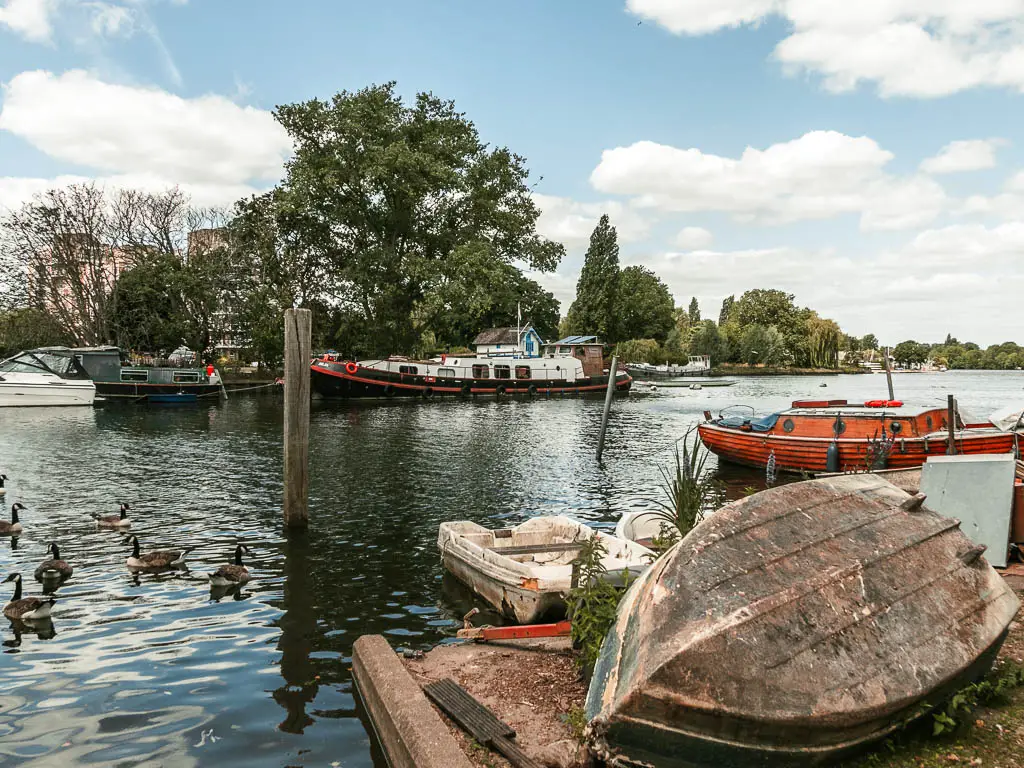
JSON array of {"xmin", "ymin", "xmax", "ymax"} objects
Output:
[
  {"xmin": 596, "ymin": 355, "xmax": 618, "ymax": 461},
  {"xmin": 884, "ymin": 347, "xmax": 895, "ymax": 402},
  {"xmin": 947, "ymin": 394, "xmax": 958, "ymax": 456},
  {"xmin": 284, "ymin": 308, "xmax": 311, "ymax": 528}
]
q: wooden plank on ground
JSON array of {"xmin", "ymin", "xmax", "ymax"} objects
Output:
[{"xmin": 424, "ymin": 678, "xmax": 543, "ymax": 768}]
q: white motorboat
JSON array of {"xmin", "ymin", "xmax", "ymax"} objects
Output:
[
  {"xmin": 438, "ymin": 515, "xmax": 653, "ymax": 624},
  {"xmin": 0, "ymin": 349, "xmax": 96, "ymax": 407}
]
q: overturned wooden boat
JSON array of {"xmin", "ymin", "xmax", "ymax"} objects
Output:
[
  {"xmin": 438, "ymin": 516, "xmax": 652, "ymax": 624},
  {"xmin": 587, "ymin": 475, "xmax": 1019, "ymax": 767}
]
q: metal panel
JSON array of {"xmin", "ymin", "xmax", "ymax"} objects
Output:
[{"xmin": 920, "ymin": 454, "xmax": 1017, "ymax": 567}]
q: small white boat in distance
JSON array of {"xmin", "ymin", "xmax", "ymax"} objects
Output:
[
  {"xmin": 438, "ymin": 515, "xmax": 653, "ymax": 624},
  {"xmin": 0, "ymin": 349, "xmax": 96, "ymax": 407}
]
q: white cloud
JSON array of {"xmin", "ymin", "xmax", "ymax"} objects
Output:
[
  {"xmin": 0, "ymin": 70, "xmax": 291, "ymax": 211},
  {"xmin": 921, "ymin": 139, "xmax": 1003, "ymax": 174},
  {"xmin": 0, "ymin": 0, "xmax": 54, "ymax": 42},
  {"xmin": 591, "ymin": 130, "xmax": 946, "ymax": 231},
  {"xmin": 90, "ymin": 2, "xmax": 134, "ymax": 37},
  {"xmin": 628, "ymin": 1, "xmax": 1024, "ymax": 98},
  {"xmin": 637, "ymin": 222, "xmax": 1024, "ymax": 344},
  {"xmin": 674, "ymin": 226, "xmax": 713, "ymax": 249},
  {"xmin": 532, "ymin": 193, "xmax": 653, "ymax": 247},
  {"xmin": 959, "ymin": 168, "xmax": 1024, "ymax": 218}
]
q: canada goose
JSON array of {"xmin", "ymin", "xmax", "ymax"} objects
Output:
[
  {"xmin": 3, "ymin": 573, "xmax": 56, "ymax": 620},
  {"xmin": 125, "ymin": 535, "xmax": 190, "ymax": 569},
  {"xmin": 0, "ymin": 473, "xmax": 7, "ymax": 497},
  {"xmin": 91, "ymin": 503, "xmax": 131, "ymax": 528},
  {"xmin": 209, "ymin": 544, "xmax": 252, "ymax": 586},
  {"xmin": 0, "ymin": 503, "xmax": 25, "ymax": 535},
  {"xmin": 34, "ymin": 543, "xmax": 74, "ymax": 581}
]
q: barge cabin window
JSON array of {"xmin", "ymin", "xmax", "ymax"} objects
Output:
[
  {"xmin": 172, "ymin": 371, "xmax": 201, "ymax": 383},
  {"xmin": 472, "ymin": 364, "xmax": 489, "ymax": 379},
  {"xmin": 121, "ymin": 370, "xmax": 149, "ymax": 382},
  {"xmin": 437, "ymin": 368, "xmax": 456, "ymax": 378},
  {"xmin": 515, "ymin": 365, "xmax": 531, "ymax": 380},
  {"xmin": 494, "ymin": 364, "xmax": 511, "ymax": 379},
  {"xmin": 399, "ymin": 365, "xmax": 418, "ymax": 375}
]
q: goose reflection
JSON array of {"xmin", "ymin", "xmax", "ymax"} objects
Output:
[
  {"xmin": 4, "ymin": 618, "xmax": 57, "ymax": 648},
  {"xmin": 209, "ymin": 583, "xmax": 249, "ymax": 602}
]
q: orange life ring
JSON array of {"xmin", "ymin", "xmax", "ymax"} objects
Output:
[{"xmin": 345, "ymin": 362, "xmax": 358, "ymax": 375}]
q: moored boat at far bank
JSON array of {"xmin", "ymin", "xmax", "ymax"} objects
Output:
[{"xmin": 311, "ymin": 331, "xmax": 631, "ymax": 399}]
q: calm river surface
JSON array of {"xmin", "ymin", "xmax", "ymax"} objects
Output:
[{"xmin": 1, "ymin": 371, "xmax": 1022, "ymax": 767}]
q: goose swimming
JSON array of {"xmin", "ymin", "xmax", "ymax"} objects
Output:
[
  {"xmin": 91, "ymin": 502, "xmax": 131, "ymax": 528},
  {"xmin": 125, "ymin": 535, "xmax": 190, "ymax": 570},
  {"xmin": 209, "ymin": 544, "xmax": 252, "ymax": 586},
  {"xmin": 3, "ymin": 573, "xmax": 56, "ymax": 620},
  {"xmin": 34, "ymin": 542, "xmax": 74, "ymax": 581},
  {"xmin": 0, "ymin": 503, "xmax": 25, "ymax": 535}
]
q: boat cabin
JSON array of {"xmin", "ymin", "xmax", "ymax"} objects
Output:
[
  {"xmin": 1, "ymin": 348, "xmax": 90, "ymax": 379},
  {"xmin": 473, "ymin": 323, "xmax": 544, "ymax": 359},
  {"xmin": 542, "ymin": 336, "xmax": 606, "ymax": 377},
  {"xmin": 70, "ymin": 346, "xmax": 218, "ymax": 387}
]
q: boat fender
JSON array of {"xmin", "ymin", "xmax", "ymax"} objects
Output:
[
  {"xmin": 528, "ymin": 384, "xmax": 537, "ymax": 397},
  {"xmin": 899, "ymin": 438, "xmax": 907, "ymax": 454},
  {"xmin": 826, "ymin": 441, "xmax": 841, "ymax": 473},
  {"xmin": 422, "ymin": 387, "xmax": 433, "ymax": 399},
  {"xmin": 496, "ymin": 385, "xmax": 506, "ymax": 397},
  {"xmin": 345, "ymin": 362, "xmax": 358, "ymax": 375}
]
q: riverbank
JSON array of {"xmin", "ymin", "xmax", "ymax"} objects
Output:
[
  {"xmin": 711, "ymin": 364, "xmax": 869, "ymax": 376},
  {"xmin": 399, "ymin": 593, "xmax": 1024, "ymax": 768}
]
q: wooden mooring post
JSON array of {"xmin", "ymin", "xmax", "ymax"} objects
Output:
[
  {"xmin": 947, "ymin": 394, "xmax": 958, "ymax": 456},
  {"xmin": 284, "ymin": 308, "xmax": 312, "ymax": 528},
  {"xmin": 883, "ymin": 346, "xmax": 895, "ymax": 402},
  {"xmin": 596, "ymin": 356, "xmax": 618, "ymax": 462}
]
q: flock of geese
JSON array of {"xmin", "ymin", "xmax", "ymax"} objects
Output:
[{"xmin": 1, "ymin": 484, "xmax": 254, "ymax": 624}]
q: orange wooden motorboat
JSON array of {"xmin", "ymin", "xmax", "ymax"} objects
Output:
[{"xmin": 697, "ymin": 399, "xmax": 1018, "ymax": 474}]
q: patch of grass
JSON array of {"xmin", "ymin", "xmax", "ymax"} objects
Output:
[{"xmin": 563, "ymin": 705, "xmax": 588, "ymax": 743}]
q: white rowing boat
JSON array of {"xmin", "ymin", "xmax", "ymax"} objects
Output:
[{"xmin": 438, "ymin": 515, "xmax": 653, "ymax": 624}]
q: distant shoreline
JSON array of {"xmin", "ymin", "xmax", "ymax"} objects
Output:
[{"xmin": 711, "ymin": 365, "xmax": 871, "ymax": 377}]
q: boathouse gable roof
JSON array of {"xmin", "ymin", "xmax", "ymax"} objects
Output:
[{"xmin": 473, "ymin": 324, "xmax": 540, "ymax": 346}]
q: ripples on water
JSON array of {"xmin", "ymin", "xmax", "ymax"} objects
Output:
[{"xmin": 0, "ymin": 372, "xmax": 1021, "ymax": 766}]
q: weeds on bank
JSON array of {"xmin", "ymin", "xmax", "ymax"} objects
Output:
[
  {"xmin": 567, "ymin": 535, "xmax": 625, "ymax": 672},
  {"xmin": 563, "ymin": 705, "xmax": 588, "ymax": 743},
  {"xmin": 931, "ymin": 662, "xmax": 1024, "ymax": 736}
]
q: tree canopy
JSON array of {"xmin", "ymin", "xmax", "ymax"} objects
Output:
[{"xmin": 614, "ymin": 266, "xmax": 674, "ymax": 343}]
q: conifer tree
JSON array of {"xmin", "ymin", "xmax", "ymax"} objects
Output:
[{"xmin": 565, "ymin": 214, "xmax": 620, "ymax": 341}]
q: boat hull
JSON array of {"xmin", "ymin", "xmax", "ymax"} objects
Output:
[
  {"xmin": 312, "ymin": 361, "xmax": 632, "ymax": 399},
  {"xmin": 0, "ymin": 380, "xmax": 96, "ymax": 407},
  {"xmin": 587, "ymin": 475, "xmax": 1020, "ymax": 767},
  {"xmin": 698, "ymin": 422, "xmax": 1016, "ymax": 473},
  {"xmin": 94, "ymin": 382, "xmax": 222, "ymax": 401}
]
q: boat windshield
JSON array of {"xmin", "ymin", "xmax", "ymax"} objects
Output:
[{"xmin": 0, "ymin": 351, "xmax": 89, "ymax": 379}]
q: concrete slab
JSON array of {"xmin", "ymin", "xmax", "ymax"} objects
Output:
[
  {"xmin": 353, "ymin": 634, "xmax": 473, "ymax": 768},
  {"xmin": 920, "ymin": 454, "xmax": 1017, "ymax": 567}
]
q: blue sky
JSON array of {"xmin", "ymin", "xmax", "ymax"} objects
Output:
[{"xmin": 2, "ymin": 0, "xmax": 1023, "ymax": 344}]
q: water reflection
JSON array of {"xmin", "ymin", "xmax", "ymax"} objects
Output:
[
  {"xmin": 274, "ymin": 530, "xmax": 319, "ymax": 735},
  {"xmin": 0, "ymin": 373, "xmax": 1020, "ymax": 766}
]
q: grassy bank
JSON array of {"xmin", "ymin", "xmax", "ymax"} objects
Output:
[{"xmin": 712, "ymin": 364, "xmax": 869, "ymax": 376}]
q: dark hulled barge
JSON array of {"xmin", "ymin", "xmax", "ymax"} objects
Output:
[{"xmin": 311, "ymin": 337, "xmax": 632, "ymax": 399}]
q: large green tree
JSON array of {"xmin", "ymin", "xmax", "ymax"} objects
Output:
[
  {"xmin": 688, "ymin": 296, "xmax": 701, "ymax": 324},
  {"xmin": 233, "ymin": 82, "xmax": 563, "ymax": 357},
  {"xmin": 565, "ymin": 214, "xmax": 620, "ymax": 341},
  {"xmin": 690, "ymin": 320, "xmax": 728, "ymax": 365},
  {"xmin": 614, "ymin": 266, "xmax": 674, "ymax": 342},
  {"xmin": 718, "ymin": 295, "xmax": 734, "ymax": 327}
]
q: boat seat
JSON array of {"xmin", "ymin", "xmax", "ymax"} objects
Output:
[{"xmin": 718, "ymin": 413, "xmax": 780, "ymax": 432}]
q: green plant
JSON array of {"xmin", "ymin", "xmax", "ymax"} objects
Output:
[
  {"xmin": 931, "ymin": 662, "xmax": 1024, "ymax": 735},
  {"xmin": 567, "ymin": 536, "xmax": 627, "ymax": 672},
  {"xmin": 644, "ymin": 430, "xmax": 723, "ymax": 547},
  {"xmin": 563, "ymin": 705, "xmax": 588, "ymax": 743}
]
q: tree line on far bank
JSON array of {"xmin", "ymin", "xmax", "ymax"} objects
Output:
[{"xmin": 561, "ymin": 215, "xmax": 845, "ymax": 369}]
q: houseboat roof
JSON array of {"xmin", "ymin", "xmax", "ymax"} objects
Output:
[
  {"xmin": 549, "ymin": 335, "xmax": 599, "ymax": 345},
  {"xmin": 473, "ymin": 324, "xmax": 535, "ymax": 345}
]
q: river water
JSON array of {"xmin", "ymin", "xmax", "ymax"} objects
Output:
[{"xmin": 0, "ymin": 372, "xmax": 1021, "ymax": 767}]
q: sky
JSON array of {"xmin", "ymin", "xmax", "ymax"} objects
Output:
[{"xmin": 1, "ymin": 0, "xmax": 1023, "ymax": 346}]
